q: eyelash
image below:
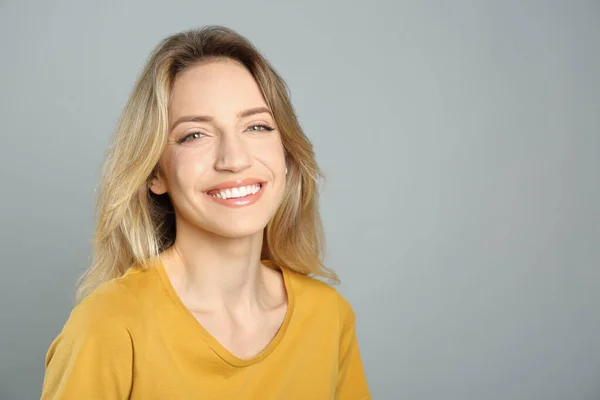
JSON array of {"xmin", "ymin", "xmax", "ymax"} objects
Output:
[{"xmin": 178, "ymin": 124, "xmax": 275, "ymax": 144}]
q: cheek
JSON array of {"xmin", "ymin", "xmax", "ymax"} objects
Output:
[
  {"xmin": 254, "ymin": 138, "xmax": 287, "ymax": 176},
  {"xmin": 168, "ymin": 149, "xmax": 212, "ymax": 191},
  {"xmin": 258, "ymin": 140, "xmax": 287, "ymax": 205}
]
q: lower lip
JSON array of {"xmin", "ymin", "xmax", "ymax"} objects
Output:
[{"xmin": 205, "ymin": 184, "xmax": 266, "ymax": 207}]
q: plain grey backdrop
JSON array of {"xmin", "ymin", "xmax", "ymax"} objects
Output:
[{"xmin": 1, "ymin": 0, "xmax": 598, "ymax": 399}]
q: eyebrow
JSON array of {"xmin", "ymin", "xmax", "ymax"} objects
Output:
[{"xmin": 169, "ymin": 106, "xmax": 273, "ymax": 131}]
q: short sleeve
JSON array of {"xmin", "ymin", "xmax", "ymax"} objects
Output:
[
  {"xmin": 336, "ymin": 292, "xmax": 370, "ymax": 400},
  {"xmin": 41, "ymin": 284, "xmax": 135, "ymax": 399}
]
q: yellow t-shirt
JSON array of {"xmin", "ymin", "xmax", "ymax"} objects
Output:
[{"xmin": 41, "ymin": 260, "xmax": 371, "ymax": 399}]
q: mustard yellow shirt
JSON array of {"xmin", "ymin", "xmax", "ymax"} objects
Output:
[{"xmin": 41, "ymin": 261, "xmax": 370, "ymax": 399}]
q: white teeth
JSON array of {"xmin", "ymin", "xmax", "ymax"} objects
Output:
[{"xmin": 211, "ymin": 184, "xmax": 261, "ymax": 199}]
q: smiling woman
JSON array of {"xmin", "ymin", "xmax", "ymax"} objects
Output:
[{"xmin": 40, "ymin": 25, "xmax": 370, "ymax": 400}]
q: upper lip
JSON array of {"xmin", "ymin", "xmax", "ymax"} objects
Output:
[{"xmin": 205, "ymin": 178, "xmax": 265, "ymax": 192}]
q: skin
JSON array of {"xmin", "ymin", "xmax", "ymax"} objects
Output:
[{"xmin": 148, "ymin": 58, "xmax": 289, "ymax": 359}]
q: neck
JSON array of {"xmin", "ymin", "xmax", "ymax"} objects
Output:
[{"xmin": 159, "ymin": 218, "xmax": 274, "ymax": 311}]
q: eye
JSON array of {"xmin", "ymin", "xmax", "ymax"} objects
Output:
[
  {"xmin": 178, "ymin": 131, "xmax": 206, "ymax": 143},
  {"xmin": 247, "ymin": 124, "xmax": 274, "ymax": 133}
]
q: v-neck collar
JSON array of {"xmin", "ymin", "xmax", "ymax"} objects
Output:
[{"xmin": 152, "ymin": 257, "xmax": 296, "ymax": 367}]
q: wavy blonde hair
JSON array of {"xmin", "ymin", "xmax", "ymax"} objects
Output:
[{"xmin": 76, "ymin": 25, "xmax": 338, "ymax": 302}]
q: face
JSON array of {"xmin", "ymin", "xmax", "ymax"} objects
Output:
[{"xmin": 149, "ymin": 59, "xmax": 287, "ymax": 239}]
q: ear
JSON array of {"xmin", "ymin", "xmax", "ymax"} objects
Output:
[{"xmin": 148, "ymin": 167, "xmax": 168, "ymax": 195}]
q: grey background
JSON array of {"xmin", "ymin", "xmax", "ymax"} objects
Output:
[{"xmin": 0, "ymin": 0, "xmax": 598, "ymax": 399}]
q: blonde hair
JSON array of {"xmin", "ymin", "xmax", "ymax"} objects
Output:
[{"xmin": 77, "ymin": 25, "xmax": 338, "ymax": 302}]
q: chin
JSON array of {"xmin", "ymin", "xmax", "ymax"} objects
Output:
[
  {"xmin": 202, "ymin": 218, "xmax": 270, "ymax": 239},
  {"xmin": 209, "ymin": 226, "xmax": 266, "ymax": 239}
]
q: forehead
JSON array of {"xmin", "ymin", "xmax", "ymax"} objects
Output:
[{"xmin": 169, "ymin": 59, "xmax": 267, "ymax": 118}]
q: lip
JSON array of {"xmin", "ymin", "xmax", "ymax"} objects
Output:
[{"xmin": 204, "ymin": 179, "xmax": 267, "ymax": 208}]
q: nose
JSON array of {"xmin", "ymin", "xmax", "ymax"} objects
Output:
[{"xmin": 214, "ymin": 133, "xmax": 252, "ymax": 173}]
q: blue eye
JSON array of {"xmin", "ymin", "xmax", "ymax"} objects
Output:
[
  {"xmin": 178, "ymin": 125, "xmax": 273, "ymax": 144},
  {"xmin": 178, "ymin": 131, "xmax": 206, "ymax": 143},
  {"xmin": 247, "ymin": 124, "xmax": 274, "ymax": 132}
]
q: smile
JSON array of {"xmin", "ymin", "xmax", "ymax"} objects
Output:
[
  {"xmin": 205, "ymin": 179, "xmax": 266, "ymax": 207},
  {"xmin": 209, "ymin": 183, "xmax": 262, "ymax": 199}
]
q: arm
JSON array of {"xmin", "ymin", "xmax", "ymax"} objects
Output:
[
  {"xmin": 41, "ymin": 293, "xmax": 134, "ymax": 399},
  {"xmin": 336, "ymin": 292, "xmax": 371, "ymax": 400}
]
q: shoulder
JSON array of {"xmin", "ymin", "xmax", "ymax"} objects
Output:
[
  {"xmin": 60, "ymin": 266, "xmax": 157, "ymax": 338},
  {"xmin": 285, "ymin": 267, "xmax": 338, "ymax": 301},
  {"xmin": 284, "ymin": 267, "xmax": 356, "ymax": 329},
  {"xmin": 61, "ymin": 279, "xmax": 135, "ymax": 338},
  {"xmin": 43, "ymin": 272, "xmax": 147, "ymax": 398},
  {"xmin": 46, "ymin": 267, "xmax": 158, "ymax": 364}
]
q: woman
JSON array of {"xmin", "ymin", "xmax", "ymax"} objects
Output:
[{"xmin": 41, "ymin": 25, "xmax": 370, "ymax": 399}]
